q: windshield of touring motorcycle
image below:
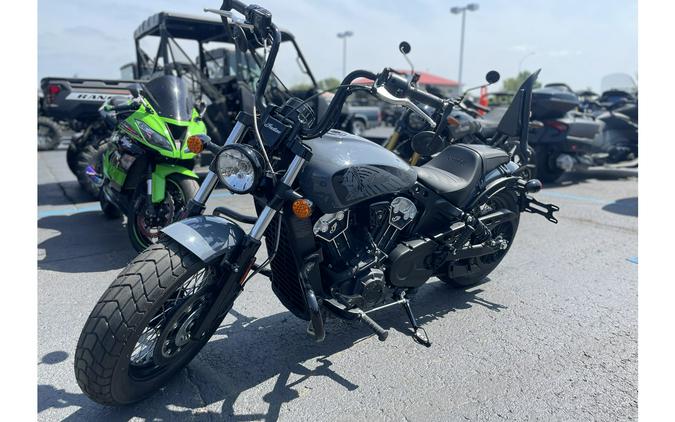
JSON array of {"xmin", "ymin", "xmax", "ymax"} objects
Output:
[
  {"xmin": 143, "ymin": 75, "xmax": 194, "ymax": 121},
  {"xmin": 600, "ymin": 73, "xmax": 637, "ymax": 94}
]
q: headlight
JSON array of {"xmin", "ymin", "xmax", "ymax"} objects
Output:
[
  {"xmin": 215, "ymin": 144, "xmax": 263, "ymax": 194},
  {"xmin": 136, "ymin": 120, "xmax": 173, "ymax": 151}
]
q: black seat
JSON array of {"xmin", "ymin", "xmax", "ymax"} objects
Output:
[{"xmin": 415, "ymin": 144, "xmax": 509, "ymax": 207}]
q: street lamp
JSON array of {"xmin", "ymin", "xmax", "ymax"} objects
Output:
[
  {"xmin": 337, "ymin": 31, "xmax": 354, "ymax": 78},
  {"xmin": 450, "ymin": 3, "xmax": 479, "ymax": 88},
  {"xmin": 518, "ymin": 52, "xmax": 536, "ymax": 74}
]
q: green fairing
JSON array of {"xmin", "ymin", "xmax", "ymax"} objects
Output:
[
  {"xmin": 123, "ymin": 101, "xmax": 207, "ymax": 160},
  {"xmin": 151, "ymin": 164, "xmax": 199, "ymax": 203}
]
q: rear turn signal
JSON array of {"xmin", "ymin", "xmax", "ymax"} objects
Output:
[
  {"xmin": 292, "ymin": 199, "xmax": 313, "ymax": 219},
  {"xmin": 187, "ymin": 135, "xmax": 204, "ymax": 154}
]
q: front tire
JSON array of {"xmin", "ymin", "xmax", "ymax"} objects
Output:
[
  {"xmin": 350, "ymin": 118, "xmax": 367, "ymax": 136},
  {"xmin": 127, "ymin": 174, "xmax": 199, "ymax": 252},
  {"xmin": 74, "ymin": 240, "xmax": 237, "ymax": 405}
]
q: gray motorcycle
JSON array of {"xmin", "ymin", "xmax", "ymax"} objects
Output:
[{"xmin": 74, "ymin": 1, "xmax": 559, "ymax": 405}]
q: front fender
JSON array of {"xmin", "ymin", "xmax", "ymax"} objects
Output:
[
  {"xmin": 152, "ymin": 163, "xmax": 198, "ymax": 203},
  {"xmin": 161, "ymin": 215, "xmax": 245, "ymax": 263}
]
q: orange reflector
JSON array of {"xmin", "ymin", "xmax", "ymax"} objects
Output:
[
  {"xmin": 292, "ymin": 199, "xmax": 313, "ymax": 219},
  {"xmin": 187, "ymin": 135, "xmax": 204, "ymax": 154},
  {"xmin": 447, "ymin": 116, "xmax": 460, "ymax": 127}
]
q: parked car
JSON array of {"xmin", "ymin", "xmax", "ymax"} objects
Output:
[{"xmin": 345, "ymin": 104, "xmax": 382, "ymax": 135}]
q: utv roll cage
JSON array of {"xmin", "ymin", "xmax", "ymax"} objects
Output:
[
  {"xmin": 131, "ymin": 12, "xmax": 316, "ymax": 85},
  {"xmin": 128, "ymin": 12, "xmax": 319, "ymax": 144}
]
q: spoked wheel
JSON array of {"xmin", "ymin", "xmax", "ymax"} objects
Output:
[
  {"xmin": 127, "ymin": 174, "xmax": 198, "ymax": 252},
  {"xmin": 439, "ymin": 190, "xmax": 520, "ymax": 287},
  {"xmin": 37, "ymin": 117, "xmax": 62, "ymax": 151},
  {"xmin": 74, "ymin": 240, "xmax": 239, "ymax": 405}
]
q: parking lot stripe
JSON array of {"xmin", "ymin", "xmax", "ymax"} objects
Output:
[
  {"xmin": 626, "ymin": 256, "xmax": 638, "ymax": 264},
  {"xmin": 539, "ymin": 191, "xmax": 608, "ymax": 205}
]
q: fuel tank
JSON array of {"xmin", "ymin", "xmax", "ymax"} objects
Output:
[{"xmin": 299, "ymin": 129, "xmax": 417, "ymax": 213}]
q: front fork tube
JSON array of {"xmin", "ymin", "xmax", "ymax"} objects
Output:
[{"xmin": 193, "ymin": 155, "xmax": 307, "ymax": 339}]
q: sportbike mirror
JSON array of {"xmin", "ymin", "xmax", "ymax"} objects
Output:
[{"xmin": 411, "ymin": 130, "xmax": 444, "ymax": 156}]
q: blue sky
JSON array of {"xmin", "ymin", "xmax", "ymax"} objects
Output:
[{"xmin": 38, "ymin": 0, "xmax": 637, "ymax": 92}]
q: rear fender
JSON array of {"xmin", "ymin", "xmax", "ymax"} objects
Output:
[
  {"xmin": 152, "ymin": 163, "xmax": 198, "ymax": 203},
  {"xmin": 161, "ymin": 215, "xmax": 246, "ymax": 263}
]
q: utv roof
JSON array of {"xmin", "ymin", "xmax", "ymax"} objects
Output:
[{"xmin": 134, "ymin": 11, "xmax": 294, "ymax": 43}]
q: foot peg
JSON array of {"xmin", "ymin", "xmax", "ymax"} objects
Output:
[{"xmin": 358, "ymin": 311, "xmax": 389, "ymax": 341}]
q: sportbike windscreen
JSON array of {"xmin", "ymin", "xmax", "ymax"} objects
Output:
[{"xmin": 143, "ymin": 75, "xmax": 194, "ymax": 121}]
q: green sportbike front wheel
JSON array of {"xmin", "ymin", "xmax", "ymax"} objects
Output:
[{"xmin": 127, "ymin": 174, "xmax": 199, "ymax": 252}]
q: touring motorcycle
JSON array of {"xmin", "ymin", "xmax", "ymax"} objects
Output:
[
  {"xmin": 74, "ymin": 0, "xmax": 558, "ymax": 405},
  {"xmin": 91, "ymin": 75, "xmax": 208, "ymax": 251}
]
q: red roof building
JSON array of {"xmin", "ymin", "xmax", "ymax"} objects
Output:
[{"xmin": 353, "ymin": 70, "xmax": 460, "ymax": 97}]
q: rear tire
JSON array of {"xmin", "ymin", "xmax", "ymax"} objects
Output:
[
  {"xmin": 350, "ymin": 118, "xmax": 367, "ymax": 136},
  {"xmin": 38, "ymin": 117, "xmax": 62, "ymax": 151},
  {"xmin": 74, "ymin": 239, "xmax": 237, "ymax": 405},
  {"xmin": 534, "ymin": 146, "xmax": 563, "ymax": 183},
  {"xmin": 439, "ymin": 190, "xmax": 520, "ymax": 287}
]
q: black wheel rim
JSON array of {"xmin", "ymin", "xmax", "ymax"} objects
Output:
[
  {"xmin": 128, "ymin": 266, "xmax": 215, "ymax": 380},
  {"xmin": 132, "ymin": 179, "xmax": 189, "ymax": 248}
]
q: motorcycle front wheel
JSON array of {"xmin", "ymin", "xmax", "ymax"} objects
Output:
[
  {"xmin": 74, "ymin": 239, "xmax": 238, "ymax": 405},
  {"xmin": 127, "ymin": 174, "xmax": 199, "ymax": 252}
]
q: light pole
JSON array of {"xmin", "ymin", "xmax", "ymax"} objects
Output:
[
  {"xmin": 518, "ymin": 52, "xmax": 536, "ymax": 74},
  {"xmin": 450, "ymin": 3, "xmax": 479, "ymax": 88},
  {"xmin": 337, "ymin": 31, "xmax": 354, "ymax": 78}
]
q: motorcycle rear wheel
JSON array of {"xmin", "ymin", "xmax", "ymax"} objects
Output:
[
  {"xmin": 74, "ymin": 239, "xmax": 236, "ymax": 405},
  {"xmin": 439, "ymin": 190, "xmax": 520, "ymax": 287}
]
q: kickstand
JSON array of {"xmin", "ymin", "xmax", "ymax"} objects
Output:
[{"xmin": 399, "ymin": 293, "xmax": 431, "ymax": 347}]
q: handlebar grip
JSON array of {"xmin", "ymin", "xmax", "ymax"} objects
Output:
[
  {"xmin": 111, "ymin": 102, "xmax": 140, "ymax": 113},
  {"xmin": 408, "ymin": 86, "xmax": 444, "ymax": 110},
  {"xmin": 221, "ymin": 0, "xmax": 247, "ymax": 14},
  {"xmin": 384, "ymin": 73, "xmax": 444, "ymax": 109}
]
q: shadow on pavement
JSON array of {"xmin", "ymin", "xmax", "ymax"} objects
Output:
[
  {"xmin": 38, "ymin": 281, "xmax": 504, "ymax": 420},
  {"xmin": 38, "ymin": 211, "xmax": 135, "ymax": 273},
  {"xmin": 602, "ymin": 197, "xmax": 638, "ymax": 217},
  {"xmin": 38, "ymin": 181, "xmax": 95, "ymax": 206}
]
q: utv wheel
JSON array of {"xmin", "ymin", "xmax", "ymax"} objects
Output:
[
  {"xmin": 439, "ymin": 190, "xmax": 520, "ymax": 288},
  {"xmin": 534, "ymin": 146, "xmax": 563, "ymax": 183},
  {"xmin": 127, "ymin": 174, "xmax": 199, "ymax": 253},
  {"xmin": 76, "ymin": 139, "xmax": 107, "ymax": 199},
  {"xmin": 74, "ymin": 239, "xmax": 237, "ymax": 405},
  {"xmin": 38, "ymin": 117, "xmax": 62, "ymax": 151}
]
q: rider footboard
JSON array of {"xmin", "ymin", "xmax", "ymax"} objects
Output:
[{"xmin": 521, "ymin": 195, "xmax": 559, "ymax": 223}]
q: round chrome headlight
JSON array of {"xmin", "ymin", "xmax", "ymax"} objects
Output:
[{"xmin": 215, "ymin": 145, "xmax": 262, "ymax": 194}]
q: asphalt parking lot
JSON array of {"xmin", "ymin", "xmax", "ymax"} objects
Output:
[{"xmin": 38, "ymin": 143, "xmax": 637, "ymax": 421}]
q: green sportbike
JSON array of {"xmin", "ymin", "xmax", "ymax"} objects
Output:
[{"xmin": 91, "ymin": 75, "xmax": 208, "ymax": 251}]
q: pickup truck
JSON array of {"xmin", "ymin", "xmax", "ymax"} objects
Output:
[{"xmin": 344, "ymin": 104, "xmax": 382, "ymax": 136}]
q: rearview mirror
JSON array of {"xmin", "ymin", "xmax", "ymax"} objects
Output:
[
  {"xmin": 486, "ymin": 70, "xmax": 500, "ymax": 84},
  {"xmin": 399, "ymin": 41, "xmax": 411, "ymax": 55},
  {"xmin": 411, "ymin": 131, "xmax": 444, "ymax": 157}
]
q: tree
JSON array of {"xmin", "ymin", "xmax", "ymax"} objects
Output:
[{"xmin": 501, "ymin": 71, "xmax": 542, "ymax": 93}]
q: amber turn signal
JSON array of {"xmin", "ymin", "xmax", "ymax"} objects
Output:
[
  {"xmin": 187, "ymin": 135, "xmax": 205, "ymax": 154},
  {"xmin": 292, "ymin": 198, "xmax": 313, "ymax": 219}
]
